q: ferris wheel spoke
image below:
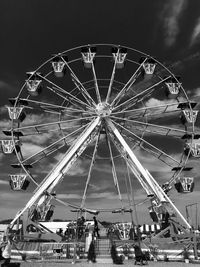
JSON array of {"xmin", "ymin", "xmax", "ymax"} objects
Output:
[
  {"xmin": 124, "ymin": 134, "xmax": 174, "ymax": 168},
  {"xmin": 80, "ymin": 131, "xmax": 100, "ymax": 209},
  {"xmin": 46, "ymin": 83, "xmax": 91, "ymax": 111},
  {"xmin": 12, "ymin": 115, "xmax": 95, "ymax": 134},
  {"xmin": 17, "ymin": 97, "xmax": 93, "ymax": 115},
  {"xmin": 38, "ymin": 72, "xmax": 91, "ymax": 109},
  {"xmin": 111, "ymin": 58, "xmax": 147, "ymax": 107},
  {"xmin": 111, "ymin": 119, "xmax": 180, "ymax": 165},
  {"xmin": 54, "ymin": 196, "xmax": 99, "ymax": 215},
  {"xmin": 21, "ymin": 125, "xmax": 81, "ymax": 137},
  {"xmin": 113, "ymin": 76, "xmax": 171, "ymax": 112},
  {"xmin": 38, "ymin": 73, "xmax": 80, "ymax": 100},
  {"xmin": 90, "ymin": 49, "xmax": 101, "ymax": 103},
  {"xmin": 140, "ymin": 143, "xmax": 175, "ymax": 168},
  {"xmin": 106, "ymin": 48, "xmax": 119, "ymax": 103},
  {"xmin": 112, "ymin": 101, "xmax": 183, "ymax": 119},
  {"xmin": 47, "ymin": 86, "xmax": 93, "ymax": 112},
  {"xmin": 110, "ymin": 115, "xmax": 189, "ymax": 137},
  {"xmin": 61, "ymin": 56, "xmax": 96, "ymax": 107},
  {"xmin": 106, "ymin": 131, "xmax": 124, "ymax": 207},
  {"xmin": 106, "ymin": 119, "xmax": 159, "ymax": 199},
  {"xmin": 20, "ymin": 124, "xmax": 89, "ymax": 166}
]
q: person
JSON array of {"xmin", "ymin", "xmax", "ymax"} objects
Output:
[
  {"xmin": 87, "ymin": 240, "xmax": 96, "ymax": 263},
  {"xmin": 134, "ymin": 244, "xmax": 148, "ymax": 265},
  {"xmin": 81, "ymin": 216, "xmax": 85, "ymax": 225},
  {"xmin": 79, "ymin": 216, "xmax": 85, "ymax": 239},
  {"xmin": 93, "ymin": 216, "xmax": 100, "ymax": 238},
  {"xmin": 0, "ymin": 236, "xmax": 11, "ymax": 267}
]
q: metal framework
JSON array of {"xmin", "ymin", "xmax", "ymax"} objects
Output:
[{"xmin": 2, "ymin": 44, "xmax": 198, "ymax": 236}]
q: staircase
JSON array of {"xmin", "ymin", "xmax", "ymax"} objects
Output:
[{"xmin": 95, "ymin": 238, "xmax": 112, "ymax": 263}]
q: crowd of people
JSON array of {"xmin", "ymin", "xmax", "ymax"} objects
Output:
[{"xmin": 56, "ymin": 216, "xmax": 100, "ymax": 241}]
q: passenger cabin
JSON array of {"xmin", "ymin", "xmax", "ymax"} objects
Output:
[
  {"xmin": 140, "ymin": 57, "xmax": 156, "ymax": 75},
  {"xmin": 9, "ymin": 174, "xmax": 30, "ymax": 191},
  {"xmin": 81, "ymin": 46, "xmax": 96, "ymax": 68},
  {"xmin": 184, "ymin": 140, "xmax": 200, "ymax": 157},
  {"xmin": 112, "ymin": 47, "xmax": 127, "ymax": 69},
  {"xmin": 174, "ymin": 177, "xmax": 194, "ymax": 193},
  {"xmin": 165, "ymin": 76, "xmax": 181, "ymax": 98},
  {"xmin": 182, "ymin": 134, "xmax": 200, "ymax": 158},
  {"xmin": 7, "ymin": 106, "xmax": 26, "ymax": 122},
  {"xmin": 180, "ymin": 109, "xmax": 198, "ymax": 126},
  {"xmin": 1, "ymin": 140, "xmax": 18, "ymax": 154},
  {"xmin": 115, "ymin": 222, "xmax": 132, "ymax": 240},
  {"xmin": 26, "ymin": 72, "xmax": 42, "ymax": 96},
  {"xmin": 51, "ymin": 56, "xmax": 66, "ymax": 78}
]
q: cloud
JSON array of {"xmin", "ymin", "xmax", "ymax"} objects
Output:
[
  {"xmin": 0, "ymin": 105, "xmax": 8, "ymax": 115},
  {"xmin": 161, "ymin": 0, "xmax": 187, "ymax": 47},
  {"xmin": 21, "ymin": 142, "xmax": 44, "ymax": 158},
  {"xmin": 188, "ymin": 87, "xmax": 200, "ymax": 105},
  {"xmin": 0, "ymin": 81, "xmax": 14, "ymax": 91},
  {"xmin": 190, "ymin": 17, "xmax": 200, "ymax": 46},
  {"xmin": 56, "ymin": 193, "xmax": 81, "ymax": 199},
  {"xmin": 0, "ymin": 179, "xmax": 9, "ymax": 185}
]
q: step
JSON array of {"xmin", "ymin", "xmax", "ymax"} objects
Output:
[
  {"xmin": 96, "ymin": 258, "xmax": 113, "ymax": 263},
  {"xmin": 97, "ymin": 254, "xmax": 112, "ymax": 258},
  {"xmin": 97, "ymin": 252, "xmax": 110, "ymax": 256},
  {"xmin": 97, "ymin": 246, "xmax": 110, "ymax": 250}
]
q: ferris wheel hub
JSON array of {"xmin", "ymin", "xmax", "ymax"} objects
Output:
[{"xmin": 95, "ymin": 102, "xmax": 111, "ymax": 117}]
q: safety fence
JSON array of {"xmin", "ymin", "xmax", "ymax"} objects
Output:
[
  {"xmin": 10, "ymin": 241, "xmax": 200, "ymax": 262},
  {"xmin": 11, "ymin": 242, "xmax": 85, "ymax": 261}
]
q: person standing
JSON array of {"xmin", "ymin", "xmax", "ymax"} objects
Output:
[{"xmin": 93, "ymin": 216, "xmax": 100, "ymax": 238}]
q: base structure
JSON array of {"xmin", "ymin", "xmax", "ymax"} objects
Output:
[{"xmin": 7, "ymin": 216, "xmax": 200, "ymax": 263}]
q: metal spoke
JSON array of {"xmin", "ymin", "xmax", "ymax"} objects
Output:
[
  {"xmin": 54, "ymin": 196, "xmax": 99, "ymax": 215},
  {"xmin": 12, "ymin": 125, "xmax": 80, "ymax": 137},
  {"xmin": 61, "ymin": 56, "xmax": 97, "ymax": 107},
  {"xmin": 17, "ymin": 97, "xmax": 93, "ymax": 115},
  {"xmin": 21, "ymin": 124, "xmax": 89, "ymax": 165},
  {"xmin": 110, "ymin": 115, "xmax": 190, "ymax": 137},
  {"xmin": 106, "ymin": 49, "xmax": 119, "ymax": 103},
  {"xmin": 113, "ymin": 76, "xmax": 171, "ymax": 112},
  {"xmin": 121, "ymin": 133, "xmax": 174, "ymax": 167},
  {"xmin": 125, "ymin": 162, "xmax": 138, "ymax": 225},
  {"xmin": 37, "ymin": 72, "xmax": 92, "ymax": 109},
  {"xmin": 112, "ymin": 101, "xmax": 182, "ymax": 118},
  {"xmin": 13, "ymin": 115, "xmax": 95, "ymax": 132},
  {"xmin": 80, "ymin": 131, "xmax": 100, "ymax": 209},
  {"xmin": 90, "ymin": 48, "xmax": 101, "ymax": 103},
  {"xmin": 106, "ymin": 131, "xmax": 124, "ymax": 207},
  {"xmin": 47, "ymin": 86, "xmax": 92, "ymax": 112},
  {"xmin": 110, "ymin": 58, "xmax": 147, "ymax": 107},
  {"xmin": 111, "ymin": 119, "xmax": 180, "ymax": 164}
]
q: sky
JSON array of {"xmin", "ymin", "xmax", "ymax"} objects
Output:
[{"xmin": 0, "ymin": 0, "xmax": 200, "ymax": 226}]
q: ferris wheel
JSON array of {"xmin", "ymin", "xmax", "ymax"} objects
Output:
[{"xmin": 1, "ymin": 44, "xmax": 199, "ymax": 232}]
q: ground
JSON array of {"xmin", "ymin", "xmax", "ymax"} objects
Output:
[{"xmin": 11, "ymin": 260, "xmax": 200, "ymax": 267}]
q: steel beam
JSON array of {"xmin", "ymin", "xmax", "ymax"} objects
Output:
[
  {"xmin": 10, "ymin": 117, "xmax": 100, "ymax": 227},
  {"xmin": 106, "ymin": 118, "xmax": 191, "ymax": 229}
]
